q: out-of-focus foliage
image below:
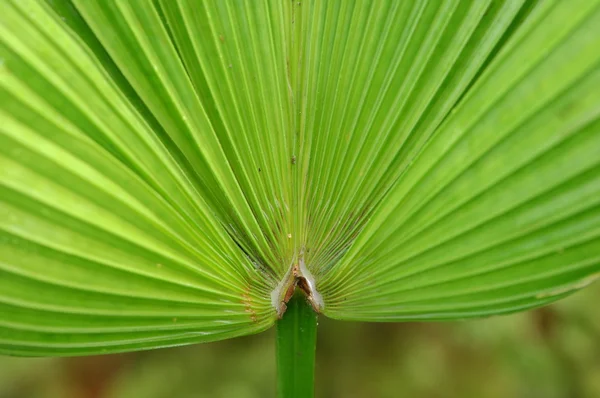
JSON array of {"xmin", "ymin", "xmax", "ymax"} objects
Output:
[{"xmin": 1, "ymin": 282, "xmax": 598, "ymax": 398}]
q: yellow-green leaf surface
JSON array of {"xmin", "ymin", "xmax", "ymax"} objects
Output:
[{"xmin": 1, "ymin": 0, "xmax": 599, "ymax": 355}]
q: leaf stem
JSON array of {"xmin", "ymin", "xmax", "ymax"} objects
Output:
[{"xmin": 276, "ymin": 291, "xmax": 318, "ymax": 398}]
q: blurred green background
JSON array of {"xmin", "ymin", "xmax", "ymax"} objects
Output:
[{"xmin": 1, "ymin": 282, "xmax": 599, "ymax": 398}]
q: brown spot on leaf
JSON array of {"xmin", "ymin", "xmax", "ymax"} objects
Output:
[{"xmin": 242, "ymin": 287, "xmax": 258, "ymax": 323}]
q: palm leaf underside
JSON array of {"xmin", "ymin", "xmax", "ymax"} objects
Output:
[{"xmin": 1, "ymin": 0, "xmax": 599, "ymax": 356}]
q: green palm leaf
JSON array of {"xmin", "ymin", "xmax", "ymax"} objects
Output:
[{"xmin": 1, "ymin": 0, "xmax": 599, "ymax": 360}]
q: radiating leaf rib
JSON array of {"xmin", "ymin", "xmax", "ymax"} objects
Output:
[
  {"xmin": 0, "ymin": 327, "xmax": 258, "ymax": 357},
  {"xmin": 70, "ymin": 0, "xmax": 297, "ymax": 276},
  {"xmin": 320, "ymin": 0, "xmax": 600, "ymax": 320},
  {"xmin": 156, "ymin": 0, "xmax": 296, "ymax": 272},
  {"xmin": 0, "ymin": 2, "xmax": 245, "ymax": 273},
  {"xmin": 0, "ymin": 320, "xmax": 266, "ymax": 356},
  {"xmin": 297, "ymin": 1, "xmax": 531, "ymax": 276},
  {"xmin": 0, "ymin": 0, "xmax": 278, "ymax": 356}
]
